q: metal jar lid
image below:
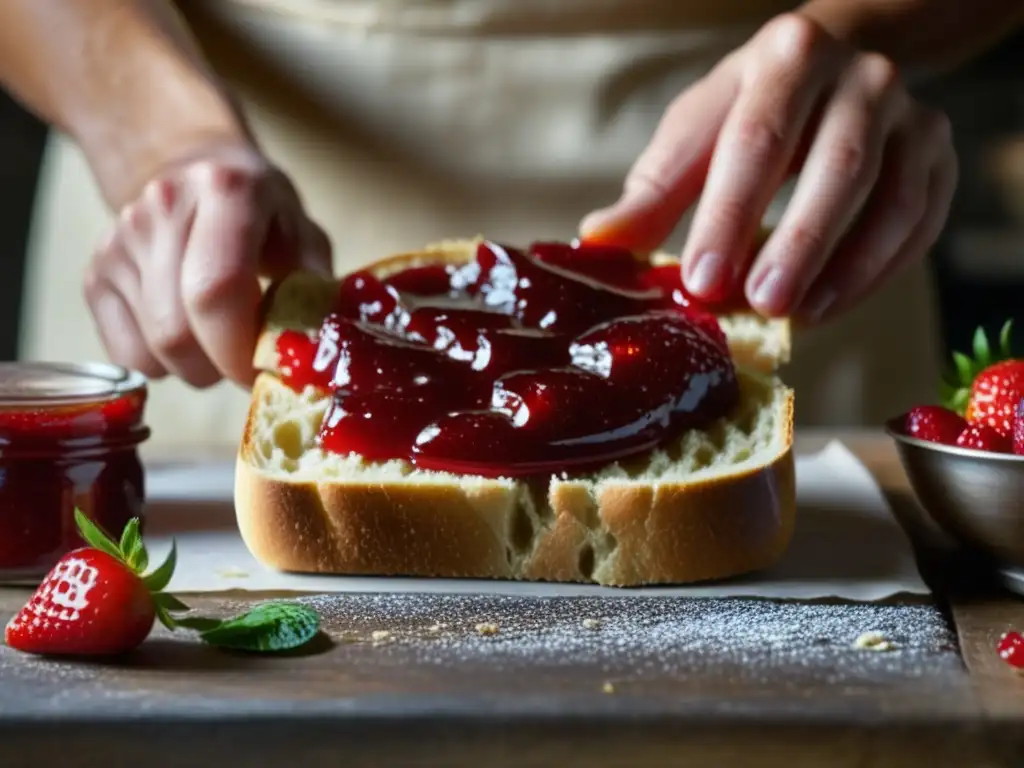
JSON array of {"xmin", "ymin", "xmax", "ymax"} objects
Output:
[{"xmin": 0, "ymin": 362, "xmax": 147, "ymax": 407}]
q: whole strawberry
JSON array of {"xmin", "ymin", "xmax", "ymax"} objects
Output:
[
  {"xmin": 902, "ymin": 405, "xmax": 967, "ymax": 446},
  {"xmin": 942, "ymin": 321, "xmax": 1024, "ymax": 438},
  {"xmin": 955, "ymin": 423, "xmax": 1011, "ymax": 453},
  {"xmin": 1014, "ymin": 399, "xmax": 1024, "ymax": 456},
  {"xmin": 4, "ymin": 512, "xmax": 175, "ymax": 657},
  {"xmin": 4, "ymin": 509, "xmax": 321, "ymax": 658}
]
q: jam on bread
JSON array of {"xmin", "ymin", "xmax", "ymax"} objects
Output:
[{"xmin": 276, "ymin": 241, "xmax": 743, "ymax": 478}]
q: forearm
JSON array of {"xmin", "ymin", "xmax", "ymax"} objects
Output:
[
  {"xmin": 799, "ymin": 0, "xmax": 1024, "ymax": 78},
  {"xmin": 0, "ymin": 0, "xmax": 251, "ymax": 208}
]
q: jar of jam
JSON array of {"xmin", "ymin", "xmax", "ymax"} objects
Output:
[{"xmin": 0, "ymin": 362, "xmax": 149, "ymax": 582}]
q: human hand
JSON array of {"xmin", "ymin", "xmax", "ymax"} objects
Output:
[
  {"xmin": 85, "ymin": 144, "xmax": 331, "ymax": 388},
  {"xmin": 580, "ymin": 13, "xmax": 957, "ymax": 323}
]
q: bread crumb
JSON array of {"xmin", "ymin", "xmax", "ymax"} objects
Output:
[
  {"xmin": 215, "ymin": 567, "xmax": 250, "ymax": 579},
  {"xmin": 853, "ymin": 631, "xmax": 896, "ymax": 651},
  {"xmin": 475, "ymin": 622, "xmax": 499, "ymax": 636},
  {"xmin": 371, "ymin": 630, "xmax": 392, "ymax": 642},
  {"xmin": 602, "ymin": 682, "xmax": 615, "ymax": 694},
  {"xmin": 582, "ymin": 618, "xmax": 601, "ymax": 630}
]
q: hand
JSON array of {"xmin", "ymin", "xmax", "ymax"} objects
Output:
[
  {"xmin": 85, "ymin": 144, "xmax": 332, "ymax": 388},
  {"xmin": 580, "ymin": 13, "xmax": 957, "ymax": 322}
]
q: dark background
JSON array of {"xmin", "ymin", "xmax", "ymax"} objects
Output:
[{"xmin": 0, "ymin": 31, "xmax": 1022, "ymax": 365}]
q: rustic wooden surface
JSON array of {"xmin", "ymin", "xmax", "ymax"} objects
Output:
[{"xmin": 2, "ymin": 430, "xmax": 1024, "ymax": 768}]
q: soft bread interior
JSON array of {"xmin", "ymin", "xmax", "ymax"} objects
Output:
[
  {"xmin": 245, "ymin": 368, "xmax": 790, "ymax": 487},
  {"xmin": 239, "ymin": 369, "xmax": 793, "ymax": 585}
]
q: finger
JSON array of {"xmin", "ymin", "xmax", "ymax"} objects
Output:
[
  {"xmin": 795, "ymin": 119, "xmax": 928, "ymax": 321},
  {"xmin": 133, "ymin": 177, "xmax": 223, "ymax": 388},
  {"xmin": 681, "ymin": 15, "xmax": 837, "ymax": 301},
  {"xmin": 84, "ymin": 237, "xmax": 167, "ymax": 379},
  {"xmin": 745, "ymin": 53, "xmax": 904, "ymax": 316},
  {"xmin": 260, "ymin": 212, "xmax": 333, "ymax": 281},
  {"xmin": 577, "ymin": 59, "xmax": 739, "ymax": 252},
  {"xmin": 806, "ymin": 107, "xmax": 957, "ymax": 321},
  {"xmin": 297, "ymin": 219, "xmax": 334, "ymax": 276},
  {"xmin": 180, "ymin": 162, "xmax": 269, "ymax": 387}
]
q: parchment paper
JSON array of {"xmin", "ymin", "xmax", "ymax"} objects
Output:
[{"xmin": 140, "ymin": 440, "xmax": 928, "ymax": 600}]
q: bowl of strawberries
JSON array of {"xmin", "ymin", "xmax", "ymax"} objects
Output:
[{"xmin": 887, "ymin": 320, "xmax": 1024, "ymax": 568}]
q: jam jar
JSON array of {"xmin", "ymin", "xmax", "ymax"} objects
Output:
[{"xmin": 0, "ymin": 362, "xmax": 149, "ymax": 581}]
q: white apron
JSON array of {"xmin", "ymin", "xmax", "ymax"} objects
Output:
[{"xmin": 19, "ymin": 0, "xmax": 943, "ymax": 450}]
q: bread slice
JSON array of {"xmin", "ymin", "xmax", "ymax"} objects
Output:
[{"xmin": 235, "ymin": 239, "xmax": 796, "ymax": 587}]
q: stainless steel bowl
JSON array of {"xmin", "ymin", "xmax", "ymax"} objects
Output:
[{"xmin": 886, "ymin": 419, "xmax": 1024, "ymax": 568}]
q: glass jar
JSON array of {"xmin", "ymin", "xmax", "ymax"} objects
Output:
[{"xmin": 0, "ymin": 362, "xmax": 150, "ymax": 581}]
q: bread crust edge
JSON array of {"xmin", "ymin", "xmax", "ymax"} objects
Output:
[{"xmin": 234, "ymin": 376, "xmax": 796, "ymax": 588}]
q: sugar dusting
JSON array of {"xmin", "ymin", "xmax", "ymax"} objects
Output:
[
  {"xmin": 0, "ymin": 594, "xmax": 963, "ymax": 714},
  {"xmin": 292, "ymin": 594, "xmax": 960, "ymax": 684}
]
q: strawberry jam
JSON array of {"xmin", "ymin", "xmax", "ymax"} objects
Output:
[
  {"xmin": 276, "ymin": 240, "xmax": 740, "ymax": 478},
  {"xmin": 0, "ymin": 363, "xmax": 149, "ymax": 580}
]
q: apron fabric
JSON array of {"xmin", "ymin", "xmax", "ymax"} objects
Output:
[{"xmin": 19, "ymin": 0, "xmax": 943, "ymax": 450}]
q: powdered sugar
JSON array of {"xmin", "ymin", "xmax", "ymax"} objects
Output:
[
  {"xmin": 0, "ymin": 594, "xmax": 962, "ymax": 718},
  {"xmin": 290, "ymin": 593, "xmax": 959, "ymax": 685}
]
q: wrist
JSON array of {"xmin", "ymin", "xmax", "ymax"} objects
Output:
[
  {"xmin": 76, "ymin": 82, "xmax": 255, "ymax": 210},
  {"xmin": 63, "ymin": 1, "xmax": 257, "ymax": 209}
]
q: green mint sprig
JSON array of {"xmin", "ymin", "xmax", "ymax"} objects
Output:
[{"xmin": 74, "ymin": 509, "xmax": 320, "ymax": 653}]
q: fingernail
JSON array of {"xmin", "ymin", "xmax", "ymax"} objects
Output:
[
  {"xmin": 580, "ymin": 185, "xmax": 659, "ymax": 239},
  {"xmin": 579, "ymin": 207, "xmax": 615, "ymax": 238},
  {"xmin": 684, "ymin": 252, "xmax": 729, "ymax": 297},
  {"xmin": 748, "ymin": 265, "xmax": 792, "ymax": 314},
  {"xmin": 803, "ymin": 288, "xmax": 837, "ymax": 323}
]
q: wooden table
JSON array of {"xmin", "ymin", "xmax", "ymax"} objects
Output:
[{"xmin": 2, "ymin": 431, "xmax": 1023, "ymax": 768}]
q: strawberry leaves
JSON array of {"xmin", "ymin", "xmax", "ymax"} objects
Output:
[
  {"xmin": 120, "ymin": 518, "xmax": 147, "ymax": 572},
  {"xmin": 72, "ymin": 509, "xmax": 321, "ymax": 654},
  {"xmin": 941, "ymin": 320, "xmax": 1014, "ymax": 416},
  {"xmin": 75, "ymin": 508, "xmax": 129, "ymax": 564}
]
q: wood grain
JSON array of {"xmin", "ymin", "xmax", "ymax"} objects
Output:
[{"xmin": 1, "ymin": 430, "xmax": 1023, "ymax": 767}]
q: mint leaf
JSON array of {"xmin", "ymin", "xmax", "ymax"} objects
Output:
[
  {"xmin": 73, "ymin": 509, "xmax": 124, "ymax": 563},
  {"xmin": 142, "ymin": 541, "xmax": 177, "ymax": 593},
  {"xmin": 198, "ymin": 603, "xmax": 320, "ymax": 652}
]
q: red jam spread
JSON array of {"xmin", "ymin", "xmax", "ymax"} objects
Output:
[
  {"xmin": 276, "ymin": 241, "xmax": 741, "ymax": 477},
  {"xmin": 0, "ymin": 363, "xmax": 149, "ymax": 579}
]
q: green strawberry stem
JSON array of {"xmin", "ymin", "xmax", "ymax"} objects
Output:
[
  {"xmin": 72, "ymin": 509, "xmax": 320, "ymax": 653},
  {"xmin": 940, "ymin": 320, "xmax": 1014, "ymax": 416}
]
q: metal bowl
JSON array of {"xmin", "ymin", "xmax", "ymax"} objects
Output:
[{"xmin": 886, "ymin": 419, "xmax": 1024, "ymax": 568}]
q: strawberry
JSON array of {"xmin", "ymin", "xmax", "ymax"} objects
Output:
[
  {"xmin": 4, "ymin": 509, "xmax": 322, "ymax": 658},
  {"xmin": 955, "ymin": 423, "xmax": 1011, "ymax": 453},
  {"xmin": 4, "ymin": 512, "xmax": 176, "ymax": 657},
  {"xmin": 942, "ymin": 321, "xmax": 1024, "ymax": 438},
  {"xmin": 901, "ymin": 405, "xmax": 967, "ymax": 446},
  {"xmin": 1014, "ymin": 399, "xmax": 1024, "ymax": 456}
]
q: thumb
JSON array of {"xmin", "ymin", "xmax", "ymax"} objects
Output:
[
  {"xmin": 260, "ymin": 212, "xmax": 333, "ymax": 280},
  {"xmin": 579, "ymin": 76, "xmax": 736, "ymax": 252}
]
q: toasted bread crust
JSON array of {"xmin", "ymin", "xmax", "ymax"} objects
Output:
[{"xmin": 235, "ymin": 376, "xmax": 796, "ymax": 587}]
